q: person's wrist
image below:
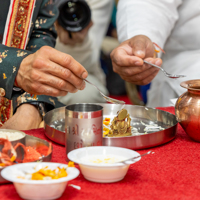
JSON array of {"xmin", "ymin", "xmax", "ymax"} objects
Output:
[
  {"xmin": 11, "ymin": 103, "xmax": 42, "ymax": 130},
  {"xmin": 29, "ymin": 102, "xmax": 47, "ymax": 118},
  {"xmin": 17, "ymin": 103, "xmax": 42, "ymax": 123}
]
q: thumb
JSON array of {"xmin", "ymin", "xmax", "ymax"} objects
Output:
[{"xmin": 131, "ymin": 39, "xmax": 146, "ymax": 59}]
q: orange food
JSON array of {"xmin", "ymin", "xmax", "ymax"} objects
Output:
[
  {"xmin": 103, "ymin": 118, "xmax": 111, "ymax": 136},
  {"xmin": 68, "ymin": 161, "xmax": 75, "ymax": 167},
  {"xmin": 14, "ymin": 143, "xmax": 42, "ymax": 163},
  {"xmin": 31, "ymin": 167, "xmax": 68, "ymax": 180},
  {"xmin": 32, "ymin": 172, "xmax": 45, "ymax": 180},
  {"xmin": 0, "ymin": 138, "xmax": 52, "ymax": 168},
  {"xmin": 103, "ymin": 121, "xmax": 110, "ymax": 125},
  {"xmin": 23, "ymin": 146, "xmax": 41, "ymax": 163},
  {"xmin": 57, "ymin": 167, "xmax": 68, "ymax": 178},
  {"xmin": 36, "ymin": 143, "xmax": 52, "ymax": 156},
  {"xmin": 103, "ymin": 118, "xmax": 111, "ymax": 126},
  {"xmin": 103, "ymin": 127, "xmax": 110, "ymax": 137},
  {"xmin": 0, "ymin": 138, "xmax": 17, "ymax": 167}
]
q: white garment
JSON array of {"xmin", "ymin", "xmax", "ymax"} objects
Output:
[
  {"xmin": 117, "ymin": 0, "xmax": 200, "ymax": 107},
  {"xmin": 56, "ymin": 0, "xmax": 113, "ymax": 105}
]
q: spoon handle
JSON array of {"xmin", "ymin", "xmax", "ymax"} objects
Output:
[{"xmin": 117, "ymin": 151, "xmax": 152, "ymax": 163}]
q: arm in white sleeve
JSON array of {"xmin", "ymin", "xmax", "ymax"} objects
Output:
[
  {"xmin": 117, "ymin": 0, "xmax": 183, "ymax": 49},
  {"xmin": 87, "ymin": 0, "xmax": 114, "ymax": 49}
]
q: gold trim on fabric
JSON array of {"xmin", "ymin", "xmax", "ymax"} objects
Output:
[
  {"xmin": 21, "ymin": 0, "xmax": 34, "ymax": 48},
  {"xmin": 6, "ymin": 0, "xmax": 35, "ymax": 49},
  {"xmin": 6, "ymin": 0, "xmax": 20, "ymax": 47}
]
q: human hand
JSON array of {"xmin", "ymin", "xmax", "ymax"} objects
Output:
[
  {"xmin": 110, "ymin": 35, "xmax": 162, "ymax": 85},
  {"xmin": 55, "ymin": 20, "xmax": 93, "ymax": 46},
  {"xmin": 1, "ymin": 104, "xmax": 42, "ymax": 130},
  {"xmin": 16, "ymin": 46, "xmax": 88, "ymax": 97}
]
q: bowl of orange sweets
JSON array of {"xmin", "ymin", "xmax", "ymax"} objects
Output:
[{"xmin": 1, "ymin": 162, "xmax": 79, "ymax": 200}]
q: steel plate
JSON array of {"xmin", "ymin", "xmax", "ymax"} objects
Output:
[
  {"xmin": 44, "ymin": 104, "xmax": 178, "ymax": 149},
  {"xmin": 0, "ymin": 134, "xmax": 53, "ymax": 184}
]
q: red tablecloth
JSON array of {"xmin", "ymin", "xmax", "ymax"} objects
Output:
[{"xmin": 1, "ymin": 107, "xmax": 200, "ymax": 200}]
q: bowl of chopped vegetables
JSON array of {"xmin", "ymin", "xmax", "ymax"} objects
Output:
[{"xmin": 1, "ymin": 162, "xmax": 79, "ymax": 200}]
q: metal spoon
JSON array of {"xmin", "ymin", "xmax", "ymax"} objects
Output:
[
  {"xmin": 84, "ymin": 79, "xmax": 125, "ymax": 104},
  {"xmin": 144, "ymin": 60, "xmax": 186, "ymax": 79},
  {"xmin": 115, "ymin": 150, "xmax": 152, "ymax": 164}
]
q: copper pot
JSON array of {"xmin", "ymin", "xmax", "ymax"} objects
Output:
[{"xmin": 175, "ymin": 79, "xmax": 200, "ymax": 142}]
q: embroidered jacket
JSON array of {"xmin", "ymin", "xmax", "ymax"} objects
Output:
[{"xmin": 0, "ymin": 0, "xmax": 64, "ymax": 123}]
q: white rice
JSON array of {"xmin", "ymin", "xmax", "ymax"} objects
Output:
[{"xmin": 0, "ymin": 131, "xmax": 24, "ymax": 141}]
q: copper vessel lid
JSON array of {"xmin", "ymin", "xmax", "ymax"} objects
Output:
[{"xmin": 180, "ymin": 79, "xmax": 200, "ymax": 91}]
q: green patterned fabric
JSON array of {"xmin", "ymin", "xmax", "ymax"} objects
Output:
[{"xmin": 0, "ymin": 0, "xmax": 64, "ymax": 113}]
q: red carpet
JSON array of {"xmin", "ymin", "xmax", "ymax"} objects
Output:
[{"xmin": 1, "ymin": 107, "xmax": 200, "ymax": 200}]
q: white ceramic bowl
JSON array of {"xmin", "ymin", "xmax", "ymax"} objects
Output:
[
  {"xmin": 1, "ymin": 162, "xmax": 79, "ymax": 200},
  {"xmin": 68, "ymin": 146, "xmax": 141, "ymax": 183}
]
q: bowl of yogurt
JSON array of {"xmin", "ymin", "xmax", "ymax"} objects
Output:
[{"xmin": 67, "ymin": 146, "xmax": 141, "ymax": 183}]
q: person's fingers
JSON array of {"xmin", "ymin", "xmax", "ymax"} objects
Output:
[
  {"xmin": 71, "ymin": 32, "xmax": 85, "ymax": 43},
  {"xmin": 55, "ymin": 21, "xmax": 64, "ymax": 40},
  {"xmin": 114, "ymin": 58, "xmax": 160, "ymax": 85},
  {"xmin": 42, "ymin": 67, "xmax": 86, "ymax": 92},
  {"xmin": 154, "ymin": 58, "xmax": 162, "ymax": 66},
  {"xmin": 37, "ymin": 85, "xmax": 69, "ymax": 97},
  {"xmin": 130, "ymin": 38, "xmax": 146, "ymax": 59},
  {"xmin": 27, "ymin": 81, "xmax": 69, "ymax": 97},
  {"xmin": 121, "ymin": 69, "xmax": 158, "ymax": 85},
  {"xmin": 55, "ymin": 21, "xmax": 77, "ymax": 45},
  {"xmin": 18, "ymin": 47, "xmax": 88, "ymax": 95},
  {"xmin": 110, "ymin": 36, "xmax": 162, "ymax": 86},
  {"xmin": 32, "ymin": 58, "xmax": 86, "ymax": 90},
  {"xmin": 112, "ymin": 56, "xmax": 159, "ymax": 76},
  {"xmin": 112, "ymin": 62, "xmax": 151, "ymax": 77},
  {"xmin": 71, "ymin": 20, "xmax": 93, "ymax": 43},
  {"xmin": 129, "ymin": 35, "xmax": 155, "ymax": 59},
  {"xmin": 81, "ymin": 20, "xmax": 93, "ymax": 34},
  {"xmin": 120, "ymin": 67, "xmax": 158, "ymax": 85},
  {"xmin": 54, "ymin": 21, "xmax": 59, "ymax": 32},
  {"xmin": 59, "ymin": 29, "xmax": 70, "ymax": 44},
  {"xmin": 34, "ymin": 71, "xmax": 81, "ymax": 93},
  {"xmin": 111, "ymin": 46, "xmax": 143, "ymax": 68},
  {"xmin": 88, "ymin": 20, "xmax": 93, "ymax": 29},
  {"xmin": 58, "ymin": 27, "xmax": 74, "ymax": 45},
  {"xmin": 111, "ymin": 48, "xmax": 161, "ymax": 77},
  {"xmin": 38, "ymin": 46, "xmax": 88, "ymax": 80},
  {"xmin": 137, "ymin": 58, "xmax": 160, "ymax": 80}
]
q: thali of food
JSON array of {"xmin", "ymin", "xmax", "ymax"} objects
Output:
[
  {"xmin": 0, "ymin": 131, "xmax": 52, "ymax": 184},
  {"xmin": 44, "ymin": 104, "xmax": 178, "ymax": 149}
]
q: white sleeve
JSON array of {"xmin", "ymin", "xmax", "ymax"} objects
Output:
[{"xmin": 117, "ymin": 0, "xmax": 183, "ymax": 49}]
